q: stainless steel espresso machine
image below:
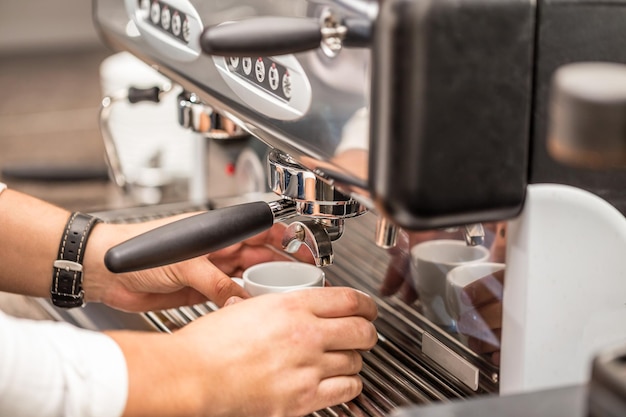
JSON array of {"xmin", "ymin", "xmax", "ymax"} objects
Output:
[{"xmin": 64, "ymin": 0, "xmax": 626, "ymax": 415}]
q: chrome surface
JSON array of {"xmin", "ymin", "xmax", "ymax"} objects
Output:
[
  {"xmin": 375, "ymin": 217, "xmax": 398, "ymax": 249},
  {"xmin": 282, "ymin": 220, "xmax": 334, "ymax": 267},
  {"xmin": 99, "ymin": 92, "xmax": 130, "ymax": 191},
  {"xmin": 268, "ymin": 149, "xmax": 368, "ymax": 219},
  {"xmin": 319, "ymin": 8, "xmax": 348, "ymax": 57},
  {"xmin": 93, "ymin": 0, "xmax": 374, "ymax": 207},
  {"xmin": 177, "ymin": 90, "xmax": 249, "ymax": 139},
  {"xmin": 463, "ymin": 224, "xmax": 485, "ymax": 247},
  {"xmin": 421, "ymin": 332, "xmax": 479, "ymax": 391},
  {"xmin": 267, "ymin": 198, "xmax": 299, "ymax": 222}
]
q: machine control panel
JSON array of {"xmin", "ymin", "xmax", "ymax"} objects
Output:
[
  {"xmin": 214, "ymin": 53, "xmax": 311, "ymax": 121},
  {"xmin": 126, "ymin": 0, "xmax": 203, "ymax": 61},
  {"xmin": 146, "ymin": 0, "xmax": 192, "ymax": 44},
  {"xmin": 227, "ymin": 56, "xmax": 292, "ymax": 102}
]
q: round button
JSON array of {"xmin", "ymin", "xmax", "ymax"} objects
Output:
[
  {"xmin": 171, "ymin": 12, "xmax": 182, "ymax": 36},
  {"xmin": 282, "ymin": 71, "xmax": 292, "ymax": 99},
  {"xmin": 160, "ymin": 6, "xmax": 171, "ymax": 30},
  {"xmin": 242, "ymin": 57, "xmax": 252, "ymax": 75},
  {"xmin": 150, "ymin": 1, "xmax": 161, "ymax": 25},
  {"xmin": 255, "ymin": 58, "xmax": 266, "ymax": 83},
  {"xmin": 269, "ymin": 64, "xmax": 279, "ymax": 91},
  {"xmin": 182, "ymin": 18, "xmax": 191, "ymax": 43},
  {"xmin": 229, "ymin": 57, "xmax": 240, "ymax": 70}
]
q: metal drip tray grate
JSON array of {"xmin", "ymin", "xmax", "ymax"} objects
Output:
[{"xmin": 93, "ymin": 201, "xmax": 499, "ymax": 416}]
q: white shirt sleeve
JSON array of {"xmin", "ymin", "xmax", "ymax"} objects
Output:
[{"xmin": 0, "ymin": 309, "xmax": 128, "ymax": 417}]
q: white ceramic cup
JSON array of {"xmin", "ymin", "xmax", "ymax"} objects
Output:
[
  {"xmin": 446, "ymin": 262, "xmax": 506, "ymax": 321},
  {"xmin": 410, "ymin": 239, "xmax": 490, "ymax": 327},
  {"xmin": 241, "ymin": 261, "xmax": 325, "ymax": 296}
]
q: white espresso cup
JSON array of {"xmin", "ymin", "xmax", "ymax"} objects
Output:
[
  {"xmin": 446, "ymin": 262, "xmax": 506, "ymax": 321},
  {"xmin": 410, "ymin": 239, "xmax": 490, "ymax": 328},
  {"xmin": 241, "ymin": 261, "xmax": 325, "ymax": 296}
]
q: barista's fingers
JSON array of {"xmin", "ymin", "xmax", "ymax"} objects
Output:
[
  {"xmin": 223, "ymin": 295, "xmax": 244, "ymax": 307},
  {"xmin": 322, "ymin": 317, "xmax": 378, "ymax": 352},
  {"xmin": 460, "ymin": 270, "xmax": 505, "ymax": 307},
  {"xmin": 314, "ymin": 375, "xmax": 363, "ymax": 411},
  {"xmin": 303, "ymin": 287, "xmax": 378, "ymax": 321},
  {"xmin": 318, "ymin": 350, "xmax": 363, "ymax": 378},
  {"xmin": 178, "ymin": 258, "xmax": 249, "ymax": 306}
]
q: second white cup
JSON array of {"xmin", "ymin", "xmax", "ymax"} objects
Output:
[
  {"xmin": 446, "ymin": 262, "xmax": 506, "ymax": 321},
  {"xmin": 241, "ymin": 261, "xmax": 325, "ymax": 296},
  {"xmin": 410, "ymin": 239, "xmax": 490, "ymax": 327}
]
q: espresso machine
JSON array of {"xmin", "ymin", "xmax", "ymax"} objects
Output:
[{"xmin": 66, "ymin": 0, "xmax": 626, "ymax": 414}]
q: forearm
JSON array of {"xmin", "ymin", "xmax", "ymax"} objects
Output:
[
  {"xmin": 0, "ymin": 187, "xmax": 199, "ymax": 302},
  {"xmin": 0, "ymin": 189, "xmax": 73, "ymax": 297},
  {"xmin": 107, "ymin": 330, "xmax": 205, "ymax": 417}
]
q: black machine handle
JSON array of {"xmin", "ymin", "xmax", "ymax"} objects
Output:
[
  {"xmin": 105, "ymin": 201, "xmax": 276, "ymax": 273},
  {"xmin": 200, "ymin": 16, "xmax": 371, "ymax": 57},
  {"xmin": 201, "ymin": 17, "xmax": 321, "ymax": 56}
]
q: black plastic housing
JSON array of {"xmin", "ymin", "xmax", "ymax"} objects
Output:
[
  {"xmin": 529, "ymin": 0, "xmax": 626, "ymax": 213},
  {"xmin": 369, "ymin": 0, "xmax": 535, "ymax": 230}
]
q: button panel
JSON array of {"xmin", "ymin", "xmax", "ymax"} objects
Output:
[
  {"xmin": 228, "ymin": 56, "xmax": 293, "ymax": 103},
  {"xmin": 213, "ymin": 53, "xmax": 312, "ymax": 121},
  {"xmin": 127, "ymin": 0, "xmax": 202, "ymax": 62},
  {"xmin": 143, "ymin": 0, "xmax": 190, "ymax": 45}
]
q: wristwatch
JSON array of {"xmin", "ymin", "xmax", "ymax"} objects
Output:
[{"xmin": 51, "ymin": 212, "xmax": 101, "ymax": 308}]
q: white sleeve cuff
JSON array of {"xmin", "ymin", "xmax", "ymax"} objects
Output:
[{"xmin": 0, "ymin": 310, "xmax": 128, "ymax": 417}]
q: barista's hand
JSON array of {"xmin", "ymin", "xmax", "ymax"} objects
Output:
[
  {"xmin": 84, "ymin": 218, "xmax": 313, "ymax": 312},
  {"xmin": 110, "ymin": 287, "xmax": 379, "ymax": 417}
]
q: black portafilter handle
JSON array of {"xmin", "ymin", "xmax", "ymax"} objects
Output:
[
  {"xmin": 105, "ymin": 201, "xmax": 292, "ymax": 273},
  {"xmin": 200, "ymin": 16, "xmax": 371, "ymax": 57}
]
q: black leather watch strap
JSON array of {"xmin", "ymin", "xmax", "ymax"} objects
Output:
[{"xmin": 51, "ymin": 212, "xmax": 101, "ymax": 308}]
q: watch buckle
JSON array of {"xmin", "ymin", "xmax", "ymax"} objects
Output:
[{"xmin": 53, "ymin": 259, "xmax": 83, "ymax": 272}]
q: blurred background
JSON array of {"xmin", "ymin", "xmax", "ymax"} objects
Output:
[
  {"xmin": 0, "ymin": 0, "xmax": 116, "ymax": 316},
  {"xmin": 0, "ymin": 0, "xmax": 129, "ymax": 211}
]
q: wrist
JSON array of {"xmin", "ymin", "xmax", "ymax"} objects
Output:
[
  {"xmin": 81, "ymin": 212, "xmax": 204, "ymax": 304},
  {"xmin": 81, "ymin": 222, "xmax": 135, "ymax": 304}
]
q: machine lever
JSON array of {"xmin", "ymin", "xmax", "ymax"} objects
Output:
[
  {"xmin": 201, "ymin": 17, "xmax": 321, "ymax": 56},
  {"xmin": 200, "ymin": 16, "xmax": 370, "ymax": 57},
  {"xmin": 105, "ymin": 200, "xmax": 297, "ymax": 273}
]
